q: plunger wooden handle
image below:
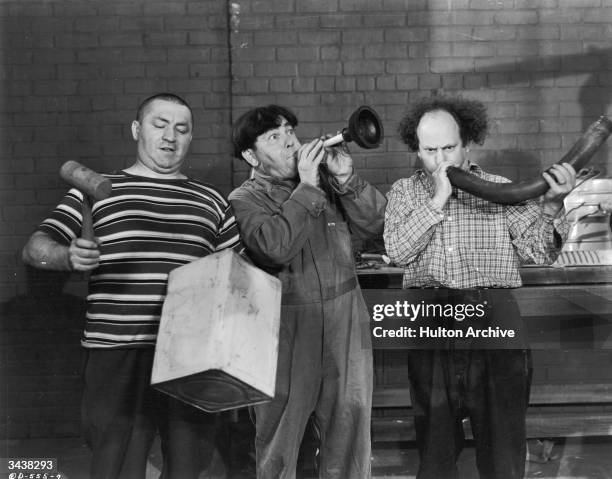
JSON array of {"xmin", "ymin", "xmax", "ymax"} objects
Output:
[{"xmin": 323, "ymin": 132, "xmax": 346, "ymax": 147}]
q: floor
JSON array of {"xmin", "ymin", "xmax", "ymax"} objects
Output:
[{"xmin": 2, "ymin": 435, "xmax": 611, "ymax": 478}]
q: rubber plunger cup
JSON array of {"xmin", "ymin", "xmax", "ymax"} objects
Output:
[{"xmin": 322, "ymin": 105, "xmax": 384, "ymax": 149}]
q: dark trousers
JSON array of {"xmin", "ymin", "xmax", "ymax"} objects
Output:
[
  {"xmin": 407, "ymin": 288, "xmax": 532, "ymax": 479},
  {"xmin": 81, "ymin": 348, "xmax": 217, "ymax": 479},
  {"xmin": 408, "ymin": 348, "xmax": 532, "ymax": 479}
]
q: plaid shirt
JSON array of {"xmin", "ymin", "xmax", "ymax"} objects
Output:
[{"xmin": 384, "ymin": 164, "xmax": 569, "ymax": 288}]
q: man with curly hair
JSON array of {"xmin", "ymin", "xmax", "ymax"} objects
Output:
[{"xmin": 384, "ymin": 95, "xmax": 576, "ymax": 479}]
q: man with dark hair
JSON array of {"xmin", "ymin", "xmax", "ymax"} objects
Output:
[
  {"xmin": 22, "ymin": 93, "xmax": 242, "ymax": 478},
  {"xmin": 384, "ymin": 95, "xmax": 576, "ymax": 479},
  {"xmin": 135, "ymin": 92, "xmax": 194, "ymax": 126},
  {"xmin": 229, "ymin": 105, "xmax": 386, "ymax": 478}
]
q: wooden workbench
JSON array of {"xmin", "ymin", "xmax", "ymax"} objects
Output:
[{"xmin": 358, "ymin": 265, "xmax": 612, "ymax": 439}]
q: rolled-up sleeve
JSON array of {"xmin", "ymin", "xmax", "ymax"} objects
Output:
[{"xmin": 507, "ymin": 201, "xmax": 570, "ymax": 265}]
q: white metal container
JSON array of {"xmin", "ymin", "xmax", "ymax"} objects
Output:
[{"xmin": 151, "ymin": 249, "xmax": 282, "ymax": 412}]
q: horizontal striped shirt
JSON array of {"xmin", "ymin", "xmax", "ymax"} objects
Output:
[
  {"xmin": 39, "ymin": 172, "xmax": 242, "ymax": 348},
  {"xmin": 384, "ymin": 165, "xmax": 569, "ymax": 288}
]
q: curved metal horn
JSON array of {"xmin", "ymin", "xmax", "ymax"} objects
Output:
[{"xmin": 447, "ymin": 116, "xmax": 612, "ymax": 205}]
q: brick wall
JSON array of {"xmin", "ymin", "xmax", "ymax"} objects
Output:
[
  {"xmin": 1, "ymin": 0, "xmax": 611, "ymax": 439},
  {"xmin": 228, "ymin": 0, "xmax": 612, "ymax": 189}
]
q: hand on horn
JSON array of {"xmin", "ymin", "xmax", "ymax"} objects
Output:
[
  {"xmin": 542, "ymin": 162, "xmax": 577, "ymax": 216},
  {"xmin": 430, "ymin": 162, "xmax": 453, "ymax": 210}
]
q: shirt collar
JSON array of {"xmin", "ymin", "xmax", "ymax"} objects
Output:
[{"xmin": 251, "ymin": 170, "xmax": 298, "ymax": 193}]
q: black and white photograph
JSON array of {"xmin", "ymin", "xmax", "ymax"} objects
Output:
[{"xmin": 1, "ymin": 1, "xmax": 611, "ymax": 478}]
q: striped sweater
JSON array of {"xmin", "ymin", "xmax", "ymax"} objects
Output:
[{"xmin": 39, "ymin": 172, "xmax": 242, "ymax": 348}]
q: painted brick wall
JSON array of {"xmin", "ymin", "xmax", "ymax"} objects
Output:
[
  {"xmin": 2, "ymin": 0, "xmax": 612, "ymax": 439},
  {"xmin": 228, "ymin": 0, "xmax": 612, "ymax": 190}
]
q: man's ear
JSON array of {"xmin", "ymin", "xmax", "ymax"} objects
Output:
[
  {"xmin": 131, "ymin": 120, "xmax": 140, "ymax": 141},
  {"xmin": 242, "ymin": 149, "xmax": 259, "ymax": 168}
]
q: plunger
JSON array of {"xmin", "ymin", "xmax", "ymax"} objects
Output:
[{"xmin": 322, "ymin": 105, "xmax": 384, "ymax": 149}]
